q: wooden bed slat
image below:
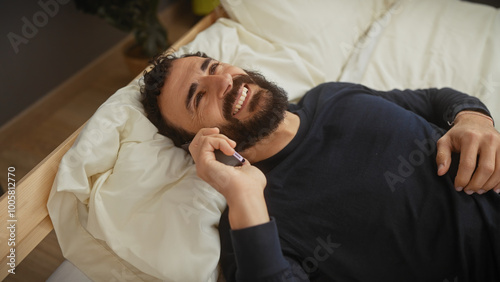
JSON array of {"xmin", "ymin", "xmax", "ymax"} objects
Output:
[
  {"xmin": 0, "ymin": 124, "xmax": 82, "ymax": 279},
  {"xmin": 0, "ymin": 6, "xmax": 226, "ymax": 280}
]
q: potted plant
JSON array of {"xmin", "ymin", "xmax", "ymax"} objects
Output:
[{"xmin": 74, "ymin": 0, "xmax": 169, "ymax": 73}]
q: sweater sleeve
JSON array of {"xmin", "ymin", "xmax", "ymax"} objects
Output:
[
  {"xmin": 219, "ymin": 210, "xmax": 310, "ymax": 282},
  {"xmin": 360, "ymin": 85, "xmax": 492, "ymax": 130}
]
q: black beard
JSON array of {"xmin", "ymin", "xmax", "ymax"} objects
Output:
[{"xmin": 218, "ymin": 70, "xmax": 289, "ymax": 151}]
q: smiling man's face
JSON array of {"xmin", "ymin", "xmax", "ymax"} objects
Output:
[{"xmin": 157, "ymin": 55, "xmax": 289, "ymax": 150}]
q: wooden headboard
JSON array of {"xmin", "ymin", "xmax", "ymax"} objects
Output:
[{"xmin": 0, "ymin": 7, "xmax": 227, "ymax": 280}]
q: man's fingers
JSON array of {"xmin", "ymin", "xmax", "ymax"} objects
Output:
[
  {"xmin": 195, "ymin": 135, "xmax": 235, "ymax": 161},
  {"xmin": 465, "ymin": 145, "xmax": 495, "ymax": 193},
  {"xmin": 191, "ymin": 135, "xmax": 235, "ymax": 183},
  {"xmin": 436, "ymin": 137, "xmax": 452, "ymax": 176},
  {"xmin": 479, "ymin": 151, "xmax": 500, "ymax": 192},
  {"xmin": 495, "ymin": 182, "xmax": 500, "ymax": 194},
  {"xmin": 439, "ymin": 112, "xmax": 500, "ymax": 195},
  {"xmin": 455, "ymin": 142, "xmax": 479, "ymax": 192},
  {"xmin": 199, "ymin": 127, "xmax": 220, "ymax": 135}
]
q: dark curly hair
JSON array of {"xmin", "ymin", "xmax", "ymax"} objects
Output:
[{"xmin": 140, "ymin": 51, "xmax": 209, "ymax": 147}]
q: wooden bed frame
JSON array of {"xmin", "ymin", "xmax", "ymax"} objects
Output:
[{"xmin": 0, "ymin": 7, "xmax": 227, "ymax": 280}]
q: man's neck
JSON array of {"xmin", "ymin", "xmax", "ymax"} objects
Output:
[{"xmin": 241, "ymin": 111, "xmax": 300, "ymax": 163}]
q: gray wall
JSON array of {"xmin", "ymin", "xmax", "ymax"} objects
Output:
[{"xmin": 0, "ymin": 0, "xmax": 129, "ymax": 127}]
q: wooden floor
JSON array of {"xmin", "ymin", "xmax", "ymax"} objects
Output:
[{"xmin": 0, "ymin": 1, "xmax": 199, "ymax": 281}]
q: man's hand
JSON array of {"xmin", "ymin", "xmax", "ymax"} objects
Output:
[
  {"xmin": 189, "ymin": 127, "xmax": 269, "ymax": 229},
  {"xmin": 436, "ymin": 111, "xmax": 500, "ymax": 194}
]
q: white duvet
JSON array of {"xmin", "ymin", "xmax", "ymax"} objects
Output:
[{"xmin": 47, "ymin": 0, "xmax": 499, "ymax": 281}]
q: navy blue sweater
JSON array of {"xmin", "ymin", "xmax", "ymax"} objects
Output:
[{"xmin": 219, "ymin": 82, "xmax": 500, "ymax": 282}]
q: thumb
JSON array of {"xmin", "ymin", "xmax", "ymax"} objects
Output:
[{"xmin": 436, "ymin": 136, "xmax": 452, "ymax": 176}]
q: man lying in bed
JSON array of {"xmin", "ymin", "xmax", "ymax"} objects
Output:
[{"xmin": 141, "ymin": 52, "xmax": 500, "ymax": 282}]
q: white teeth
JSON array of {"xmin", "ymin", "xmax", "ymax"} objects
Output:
[{"xmin": 233, "ymin": 87, "xmax": 248, "ymax": 115}]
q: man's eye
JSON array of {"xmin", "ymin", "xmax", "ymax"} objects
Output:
[
  {"xmin": 209, "ymin": 62, "xmax": 219, "ymax": 75},
  {"xmin": 195, "ymin": 91, "xmax": 205, "ymax": 108}
]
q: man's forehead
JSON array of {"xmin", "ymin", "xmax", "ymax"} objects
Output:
[
  {"xmin": 162, "ymin": 57, "xmax": 199, "ymax": 97},
  {"xmin": 172, "ymin": 56, "xmax": 202, "ymax": 77},
  {"xmin": 174, "ymin": 56, "xmax": 212, "ymax": 71}
]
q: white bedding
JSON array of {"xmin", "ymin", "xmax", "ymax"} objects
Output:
[
  {"xmin": 340, "ymin": 0, "xmax": 500, "ymax": 122},
  {"xmin": 47, "ymin": 0, "xmax": 500, "ymax": 281}
]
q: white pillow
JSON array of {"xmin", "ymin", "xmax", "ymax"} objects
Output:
[
  {"xmin": 49, "ymin": 81, "xmax": 225, "ymax": 282},
  {"xmin": 221, "ymin": 0, "xmax": 397, "ymax": 81}
]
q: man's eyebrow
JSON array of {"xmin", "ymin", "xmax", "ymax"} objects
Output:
[
  {"xmin": 200, "ymin": 57, "xmax": 212, "ymax": 72},
  {"xmin": 185, "ymin": 58, "xmax": 213, "ymax": 111}
]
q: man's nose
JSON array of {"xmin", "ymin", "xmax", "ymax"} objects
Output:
[{"xmin": 199, "ymin": 73, "xmax": 233, "ymax": 99}]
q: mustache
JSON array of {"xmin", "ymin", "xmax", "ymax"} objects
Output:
[{"xmin": 223, "ymin": 74, "xmax": 255, "ymax": 120}]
